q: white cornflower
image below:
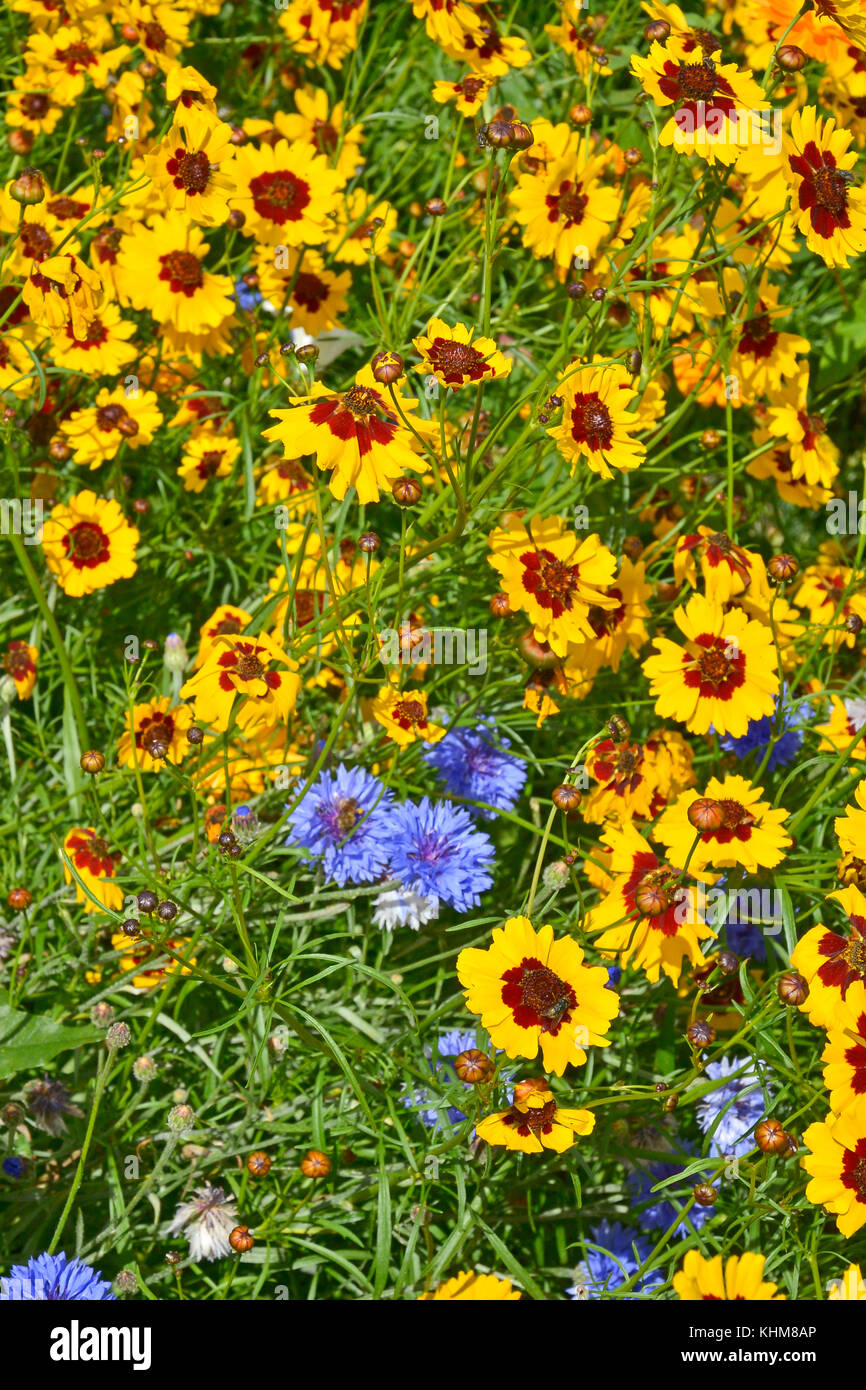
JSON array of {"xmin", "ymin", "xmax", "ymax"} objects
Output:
[
  {"xmin": 372, "ymin": 886, "xmax": 439, "ymax": 931},
  {"xmin": 167, "ymin": 1184, "xmax": 239, "ymax": 1262}
]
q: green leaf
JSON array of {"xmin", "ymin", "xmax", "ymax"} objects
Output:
[{"xmin": 0, "ymin": 993, "xmax": 101, "ymax": 1079}]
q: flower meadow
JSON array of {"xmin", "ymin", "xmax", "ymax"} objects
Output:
[{"xmin": 3, "ymin": 0, "xmax": 866, "ymax": 1321}]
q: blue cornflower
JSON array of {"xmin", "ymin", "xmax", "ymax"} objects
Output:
[
  {"xmin": 422, "ymin": 721, "xmax": 527, "ymax": 820},
  {"xmin": 626, "ymin": 1155, "xmax": 713, "ymax": 1238},
  {"xmin": 284, "ymin": 763, "xmax": 394, "ymax": 886},
  {"xmin": 2, "ymin": 1156, "xmax": 25, "ymax": 1178},
  {"xmin": 1, "ymin": 1252, "xmax": 114, "ymax": 1301},
  {"xmin": 233, "ymin": 277, "xmax": 262, "ymax": 312},
  {"xmin": 696, "ymin": 1055, "xmax": 770, "ymax": 1158},
  {"xmin": 718, "ymin": 685, "xmax": 804, "ymax": 770},
  {"xmin": 566, "ymin": 1221, "xmax": 663, "ymax": 1299},
  {"xmin": 386, "ymin": 797, "xmax": 494, "ymax": 913}
]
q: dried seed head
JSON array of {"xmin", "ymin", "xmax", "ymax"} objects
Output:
[
  {"xmin": 121, "ymin": 918, "xmax": 140, "ymax": 938},
  {"xmin": 137, "ymin": 889, "xmax": 158, "ymax": 914},
  {"xmin": 567, "ymin": 280, "xmax": 587, "ymax": 300},
  {"xmin": 187, "ymin": 725, "xmax": 204, "ymax": 746},
  {"xmin": 156, "ymin": 900, "xmax": 178, "ymax": 923}
]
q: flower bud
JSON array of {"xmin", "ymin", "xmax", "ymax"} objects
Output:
[
  {"xmin": 106, "ymin": 1021, "xmax": 132, "ymax": 1050},
  {"xmin": 9, "ymin": 168, "xmax": 45, "ymax": 205},
  {"xmin": 301, "ymin": 1149, "xmax": 331, "ymax": 1178},
  {"xmin": 453, "ymin": 1049, "xmax": 494, "ymax": 1084},
  {"xmin": 167, "ymin": 1103, "xmax": 195, "ymax": 1133},
  {"xmin": 755, "ymin": 1117, "xmax": 787, "ymax": 1153},
  {"xmin": 778, "ymin": 971, "xmax": 808, "ymax": 1005},
  {"xmin": 163, "ymin": 632, "xmax": 189, "ymax": 673},
  {"xmin": 552, "ymin": 784, "xmax": 581, "ymax": 814},
  {"xmin": 79, "ymin": 750, "xmax": 106, "ymax": 774}
]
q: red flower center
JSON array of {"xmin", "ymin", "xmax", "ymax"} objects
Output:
[
  {"xmin": 677, "ymin": 60, "xmax": 717, "ymax": 101},
  {"xmin": 426, "ymin": 337, "xmax": 488, "ymax": 383},
  {"xmin": 249, "ymin": 169, "xmax": 311, "ymax": 225},
  {"xmin": 159, "ymin": 250, "xmax": 204, "ymax": 296},
  {"xmin": 20, "ymin": 224, "xmax": 54, "ymax": 261},
  {"xmin": 56, "ymin": 42, "xmax": 95, "ymax": 73},
  {"xmin": 293, "ymin": 271, "xmax": 330, "ymax": 312},
  {"xmin": 813, "ymin": 165, "xmax": 848, "ymax": 217},
  {"xmin": 504, "ymin": 1098, "xmax": 558, "ymax": 1135},
  {"xmin": 65, "ymin": 521, "xmax": 109, "ymax": 568},
  {"xmin": 501, "ymin": 956, "xmax": 576, "ymax": 1033},
  {"xmin": 3, "ymin": 643, "xmax": 33, "ymax": 679},
  {"xmin": 168, "ymin": 148, "xmax": 212, "ymax": 194},
  {"xmin": 569, "ymin": 392, "xmax": 614, "ymax": 451},
  {"xmin": 548, "ymin": 179, "xmax": 588, "ymax": 227}
]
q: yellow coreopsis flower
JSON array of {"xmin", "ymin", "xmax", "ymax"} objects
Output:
[
  {"xmin": 179, "ymin": 632, "xmax": 300, "ymax": 733},
  {"xmin": 652, "ymin": 775, "xmax": 792, "ymax": 882},
  {"xmin": 673, "ymin": 1251, "xmax": 784, "ymax": 1300},
  {"xmin": 642, "ymin": 592, "xmax": 778, "ymax": 738},
  {"xmin": 368, "ymin": 686, "xmax": 445, "ymax": 749},
  {"xmin": 457, "ymin": 915, "xmax": 619, "ymax": 1075},
  {"xmin": 475, "ymin": 1077, "xmax": 596, "ymax": 1154},
  {"xmin": 802, "ymin": 1097, "xmax": 866, "ymax": 1238},
  {"xmin": 413, "ymin": 317, "xmax": 512, "ymax": 389},
  {"xmin": 419, "ymin": 1270, "xmax": 520, "ymax": 1300},
  {"xmin": 41, "ymin": 491, "xmax": 139, "ymax": 597},
  {"xmin": 116, "ymin": 697, "xmax": 193, "ymax": 772}
]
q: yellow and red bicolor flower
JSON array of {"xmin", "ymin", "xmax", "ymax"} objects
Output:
[
  {"xmin": 116, "ymin": 697, "xmax": 193, "ymax": 772},
  {"xmin": 263, "ymin": 364, "xmax": 432, "ymax": 505},
  {"xmin": 2, "ymin": 641, "xmax": 38, "ymax": 699},
  {"xmin": 821, "ymin": 982, "xmax": 866, "ymax": 1113},
  {"xmin": 457, "ymin": 915, "xmax": 619, "ymax": 1075},
  {"xmin": 475, "ymin": 1077, "xmax": 596, "ymax": 1154},
  {"xmin": 631, "ymin": 36, "xmax": 769, "ymax": 165},
  {"xmin": 487, "ymin": 513, "xmax": 619, "ymax": 656},
  {"xmin": 642, "ymin": 592, "xmax": 779, "ymax": 738},
  {"xmin": 652, "ymin": 775, "xmax": 792, "ymax": 882},
  {"xmin": 547, "ymin": 361, "xmax": 646, "ymax": 479},
  {"xmin": 367, "ymin": 686, "xmax": 445, "ymax": 748},
  {"xmin": 584, "ymin": 820, "xmax": 714, "ymax": 985},
  {"xmin": 179, "ymin": 632, "xmax": 300, "ymax": 733},
  {"xmin": 673, "ymin": 1251, "xmax": 784, "ymax": 1300},
  {"xmin": 63, "ymin": 827, "xmax": 123, "ymax": 915},
  {"xmin": 783, "ymin": 106, "xmax": 866, "ymax": 268},
  {"xmin": 412, "ymin": 317, "xmax": 512, "ymax": 390},
  {"xmin": 41, "ymin": 491, "xmax": 139, "ymax": 598},
  {"xmin": 791, "ymin": 885, "xmax": 866, "ymax": 1028},
  {"xmin": 802, "ymin": 1096, "xmax": 866, "ymax": 1238}
]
